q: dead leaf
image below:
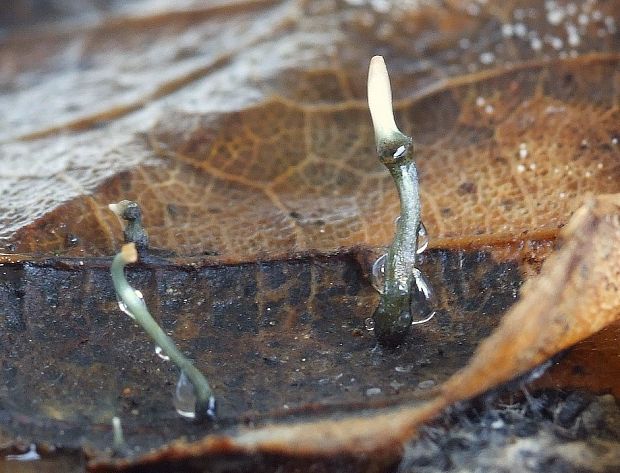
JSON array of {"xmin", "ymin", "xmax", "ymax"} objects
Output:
[
  {"xmin": 441, "ymin": 193, "xmax": 620, "ymax": 402},
  {"xmin": 90, "ymin": 194, "xmax": 620, "ymax": 471},
  {"xmin": 1, "ymin": 1, "xmax": 618, "ymax": 261},
  {"xmin": 1, "ymin": 1, "xmax": 619, "ymax": 471}
]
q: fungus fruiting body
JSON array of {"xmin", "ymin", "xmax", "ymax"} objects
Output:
[
  {"xmin": 111, "ymin": 242, "xmax": 216, "ymax": 421},
  {"xmin": 368, "ymin": 56, "xmax": 432, "ymax": 347},
  {"xmin": 109, "ymin": 200, "xmax": 149, "ymax": 249}
]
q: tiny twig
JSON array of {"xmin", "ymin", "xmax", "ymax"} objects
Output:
[
  {"xmin": 111, "ymin": 243, "xmax": 216, "ymax": 421},
  {"xmin": 368, "ymin": 56, "xmax": 422, "ymax": 347}
]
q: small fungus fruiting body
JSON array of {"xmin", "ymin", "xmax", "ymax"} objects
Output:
[
  {"xmin": 111, "ymin": 416, "xmax": 129, "ymax": 456},
  {"xmin": 109, "ymin": 200, "xmax": 149, "ymax": 249},
  {"xmin": 111, "ymin": 242, "xmax": 216, "ymax": 421},
  {"xmin": 368, "ymin": 56, "xmax": 423, "ymax": 347}
]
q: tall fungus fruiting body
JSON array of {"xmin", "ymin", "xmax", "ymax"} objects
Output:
[{"xmin": 368, "ymin": 56, "xmax": 422, "ymax": 347}]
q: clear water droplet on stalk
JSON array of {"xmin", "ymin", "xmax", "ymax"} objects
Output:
[
  {"xmin": 173, "ymin": 371, "xmax": 196, "ymax": 419},
  {"xmin": 364, "ymin": 317, "xmax": 375, "ymax": 331},
  {"xmin": 116, "ymin": 296, "xmax": 133, "ymax": 319},
  {"xmin": 6, "ymin": 444, "xmax": 40, "ymax": 461},
  {"xmin": 155, "ymin": 346, "xmax": 170, "ymax": 361},
  {"xmin": 410, "ymin": 268, "xmax": 437, "ymax": 324},
  {"xmin": 204, "ymin": 395, "xmax": 217, "ymax": 420},
  {"xmin": 371, "ymin": 253, "xmax": 387, "ymax": 294},
  {"xmin": 416, "ymin": 221, "xmax": 428, "ymax": 254},
  {"xmin": 116, "ymin": 289, "xmax": 145, "ymax": 320},
  {"xmin": 371, "ymin": 223, "xmax": 428, "ymax": 293}
]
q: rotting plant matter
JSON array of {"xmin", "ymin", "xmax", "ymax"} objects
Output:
[
  {"xmin": 111, "ymin": 242, "xmax": 216, "ymax": 422},
  {"xmin": 368, "ymin": 56, "xmax": 431, "ymax": 347}
]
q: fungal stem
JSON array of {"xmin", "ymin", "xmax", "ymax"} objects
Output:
[
  {"xmin": 109, "ymin": 200, "xmax": 149, "ymax": 249},
  {"xmin": 368, "ymin": 56, "xmax": 422, "ymax": 347},
  {"xmin": 111, "ymin": 243, "xmax": 216, "ymax": 421}
]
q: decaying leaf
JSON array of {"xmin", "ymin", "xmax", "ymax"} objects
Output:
[
  {"xmin": 90, "ymin": 193, "xmax": 620, "ymax": 471},
  {"xmin": 1, "ymin": 0, "xmax": 619, "ymax": 471},
  {"xmin": 1, "ymin": 1, "xmax": 618, "ymax": 261},
  {"xmin": 441, "ymin": 194, "xmax": 620, "ymax": 402},
  {"xmin": 6, "ymin": 55, "xmax": 620, "ymax": 262}
]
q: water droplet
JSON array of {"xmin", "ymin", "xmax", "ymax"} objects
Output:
[
  {"xmin": 116, "ymin": 289, "xmax": 145, "ymax": 320},
  {"xmin": 393, "ymin": 145, "xmax": 407, "ymax": 159},
  {"xmin": 173, "ymin": 371, "xmax": 196, "ymax": 419},
  {"xmin": 205, "ymin": 395, "xmax": 217, "ymax": 420},
  {"xmin": 479, "ymin": 51, "xmax": 495, "ymax": 65},
  {"xmin": 395, "ymin": 365, "xmax": 413, "ymax": 373},
  {"xmin": 366, "ymin": 387, "xmax": 382, "ymax": 396},
  {"xmin": 364, "ymin": 317, "xmax": 375, "ymax": 331},
  {"xmin": 417, "ymin": 222, "xmax": 428, "ymax": 254},
  {"xmin": 410, "ymin": 269, "xmax": 437, "ymax": 325},
  {"xmin": 155, "ymin": 346, "xmax": 170, "ymax": 361},
  {"xmin": 116, "ymin": 297, "xmax": 134, "ymax": 319},
  {"xmin": 371, "ymin": 253, "xmax": 387, "ymax": 294},
  {"xmin": 6, "ymin": 444, "xmax": 40, "ymax": 461},
  {"xmin": 417, "ymin": 379, "xmax": 436, "ymax": 389},
  {"xmin": 390, "ymin": 380, "xmax": 404, "ymax": 390}
]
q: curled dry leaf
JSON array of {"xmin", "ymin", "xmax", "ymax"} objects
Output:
[
  {"xmin": 441, "ymin": 193, "xmax": 620, "ymax": 402},
  {"xmin": 90, "ymin": 194, "xmax": 620, "ymax": 471}
]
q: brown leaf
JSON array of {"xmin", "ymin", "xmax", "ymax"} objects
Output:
[
  {"xmin": 6, "ymin": 55, "xmax": 620, "ymax": 262},
  {"xmin": 1, "ymin": 1, "xmax": 619, "ymax": 261},
  {"xmin": 1, "ymin": 1, "xmax": 620, "ymax": 470},
  {"xmin": 441, "ymin": 193, "xmax": 620, "ymax": 402},
  {"xmin": 90, "ymin": 194, "xmax": 620, "ymax": 471}
]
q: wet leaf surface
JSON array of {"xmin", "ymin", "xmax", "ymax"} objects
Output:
[
  {"xmin": 1, "ymin": 0, "xmax": 619, "ymax": 472},
  {"xmin": 1, "ymin": 0, "xmax": 619, "ymax": 261},
  {"xmin": 6, "ymin": 56, "xmax": 620, "ymax": 261},
  {"xmin": 83, "ymin": 193, "xmax": 620, "ymax": 473},
  {"xmin": 0, "ymin": 246, "xmax": 521, "ymax": 453}
]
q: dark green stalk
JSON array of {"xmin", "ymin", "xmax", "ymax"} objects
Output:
[
  {"xmin": 373, "ymin": 136, "xmax": 421, "ymax": 346},
  {"xmin": 111, "ymin": 243, "xmax": 215, "ymax": 421}
]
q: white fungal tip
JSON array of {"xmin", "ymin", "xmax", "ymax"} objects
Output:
[
  {"xmin": 368, "ymin": 56, "xmax": 400, "ymax": 141},
  {"xmin": 112, "ymin": 416, "xmax": 122, "ymax": 431}
]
